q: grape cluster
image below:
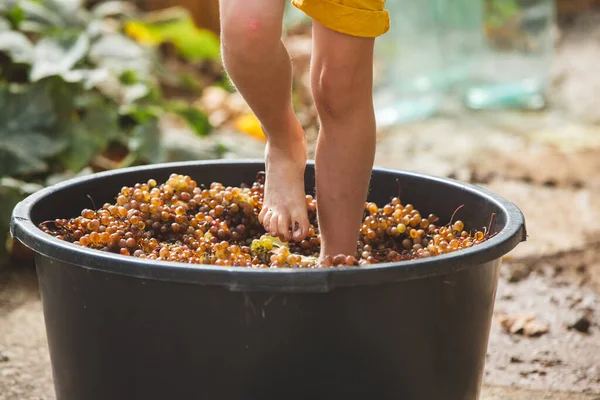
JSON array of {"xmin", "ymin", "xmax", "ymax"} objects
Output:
[{"xmin": 40, "ymin": 173, "xmax": 491, "ymax": 268}]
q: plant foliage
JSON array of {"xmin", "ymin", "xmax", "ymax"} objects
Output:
[{"xmin": 0, "ymin": 0, "xmax": 218, "ymax": 263}]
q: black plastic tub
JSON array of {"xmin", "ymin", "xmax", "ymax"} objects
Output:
[{"xmin": 11, "ymin": 160, "xmax": 526, "ymax": 400}]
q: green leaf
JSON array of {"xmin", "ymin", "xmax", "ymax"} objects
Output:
[
  {"xmin": 126, "ymin": 14, "xmax": 220, "ymax": 61},
  {"xmin": 0, "ymin": 176, "xmax": 43, "ymax": 195},
  {"xmin": 30, "ymin": 32, "xmax": 90, "ymax": 81},
  {"xmin": 90, "ymin": 1, "xmax": 135, "ymax": 19},
  {"xmin": 44, "ymin": 76, "xmax": 79, "ymax": 119},
  {"xmin": 4, "ymin": 3, "xmax": 25, "ymax": 29},
  {"xmin": 16, "ymin": 0, "xmax": 63, "ymax": 29},
  {"xmin": 46, "ymin": 0, "xmax": 84, "ymax": 15},
  {"xmin": 119, "ymin": 69, "xmax": 137, "ymax": 85},
  {"xmin": 121, "ymin": 104, "xmax": 163, "ymax": 124},
  {"xmin": 0, "ymin": 144, "xmax": 47, "ymax": 177},
  {"xmin": 0, "ymin": 30, "xmax": 34, "ymax": 64},
  {"xmin": 214, "ymin": 142, "xmax": 228, "ymax": 157},
  {"xmin": 59, "ymin": 95, "xmax": 119, "ymax": 171},
  {"xmin": 83, "ymin": 98, "xmax": 120, "ymax": 141},
  {"xmin": 61, "ymin": 68, "xmax": 109, "ymax": 89},
  {"xmin": 59, "ymin": 123, "xmax": 101, "ymax": 171},
  {"xmin": 16, "ymin": 0, "xmax": 87, "ymax": 30},
  {"xmin": 89, "ymin": 33, "xmax": 153, "ymax": 79},
  {"xmin": 122, "ymin": 82, "xmax": 150, "ymax": 104},
  {"xmin": 167, "ymin": 103, "xmax": 212, "ymax": 137},
  {"xmin": 0, "ymin": 83, "xmax": 67, "ymax": 177},
  {"xmin": 126, "ymin": 120, "xmax": 165, "ymax": 165}
]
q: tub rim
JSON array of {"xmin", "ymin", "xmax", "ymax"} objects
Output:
[{"xmin": 10, "ymin": 159, "xmax": 526, "ymax": 292}]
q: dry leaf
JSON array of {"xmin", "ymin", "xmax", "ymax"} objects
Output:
[{"xmin": 498, "ymin": 314, "xmax": 550, "ymax": 337}]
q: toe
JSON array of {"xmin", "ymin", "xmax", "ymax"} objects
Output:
[
  {"xmin": 269, "ymin": 214, "xmax": 279, "ymax": 237},
  {"xmin": 278, "ymin": 213, "xmax": 291, "ymax": 241},
  {"xmin": 262, "ymin": 210, "xmax": 273, "ymax": 232},
  {"xmin": 291, "ymin": 210, "xmax": 310, "ymax": 241},
  {"xmin": 258, "ymin": 206, "xmax": 268, "ymax": 225}
]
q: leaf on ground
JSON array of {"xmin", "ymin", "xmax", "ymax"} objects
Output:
[
  {"xmin": 30, "ymin": 33, "xmax": 90, "ymax": 81},
  {"xmin": 0, "ymin": 83, "xmax": 67, "ymax": 177},
  {"xmin": 498, "ymin": 313, "xmax": 550, "ymax": 337},
  {"xmin": 0, "ymin": 30, "xmax": 34, "ymax": 64}
]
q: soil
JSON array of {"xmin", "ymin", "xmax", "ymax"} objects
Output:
[
  {"xmin": 0, "ymin": 268, "xmax": 53, "ymax": 400},
  {"xmin": 3, "ymin": 9, "xmax": 600, "ymax": 400}
]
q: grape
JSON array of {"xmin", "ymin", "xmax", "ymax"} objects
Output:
[
  {"xmin": 452, "ymin": 220, "xmax": 464, "ymax": 232},
  {"xmin": 40, "ymin": 173, "xmax": 491, "ymax": 268}
]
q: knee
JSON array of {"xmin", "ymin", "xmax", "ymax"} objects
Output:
[
  {"xmin": 220, "ymin": 6, "xmax": 281, "ymax": 63},
  {"xmin": 312, "ymin": 65, "xmax": 364, "ymax": 120}
]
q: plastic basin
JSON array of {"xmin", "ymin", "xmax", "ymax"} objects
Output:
[{"xmin": 10, "ymin": 160, "xmax": 526, "ymax": 400}]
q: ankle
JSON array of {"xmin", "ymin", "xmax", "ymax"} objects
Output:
[{"xmin": 264, "ymin": 120, "xmax": 306, "ymax": 151}]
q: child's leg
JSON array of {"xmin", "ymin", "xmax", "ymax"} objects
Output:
[
  {"xmin": 311, "ymin": 21, "xmax": 377, "ymax": 257},
  {"xmin": 220, "ymin": 0, "xmax": 310, "ymax": 241}
]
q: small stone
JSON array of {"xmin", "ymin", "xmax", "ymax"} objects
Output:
[{"xmin": 569, "ymin": 315, "xmax": 592, "ymax": 334}]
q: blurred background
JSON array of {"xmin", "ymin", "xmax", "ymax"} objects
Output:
[{"xmin": 1, "ymin": 0, "xmax": 600, "ymax": 398}]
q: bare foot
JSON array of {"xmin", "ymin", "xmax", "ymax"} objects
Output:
[{"xmin": 258, "ymin": 126, "xmax": 310, "ymax": 242}]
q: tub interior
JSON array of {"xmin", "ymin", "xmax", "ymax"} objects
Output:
[{"xmin": 29, "ymin": 163, "xmax": 506, "ymax": 237}]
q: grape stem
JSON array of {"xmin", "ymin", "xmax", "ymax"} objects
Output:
[
  {"xmin": 484, "ymin": 212, "xmax": 496, "ymax": 240},
  {"xmin": 40, "ymin": 220, "xmax": 67, "ymax": 230},
  {"xmin": 87, "ymin": 194, "xmax": 97, "ymax": 210},
  {"xmin": 39, "ymin": 220, "xmax": 75, "ymax": 241},
  {"xmin": 448, "ymin": 204, "xmax": 465, "ymax": 226}
]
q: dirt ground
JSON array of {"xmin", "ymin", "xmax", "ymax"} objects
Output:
[{"xmin": 3, "ymin": 11, "xmax": 600, "ymax": 400}]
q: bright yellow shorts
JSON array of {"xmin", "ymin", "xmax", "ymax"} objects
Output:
[{"xmin": 292, "ymin": 0, "xmax": 389, "ymax": 38}]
